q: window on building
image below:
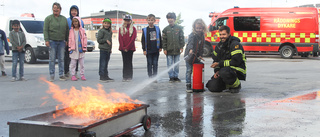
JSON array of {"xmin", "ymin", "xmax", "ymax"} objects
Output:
[{"xmin": 234, "ymin": 17, "xmax": 260, "ymax": 31}]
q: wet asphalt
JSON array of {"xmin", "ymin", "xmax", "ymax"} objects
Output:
[{"xmin": 1, "ymin": 44, "xmax": 320, "ymax": 136}]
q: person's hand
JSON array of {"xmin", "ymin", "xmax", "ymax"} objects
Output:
[
  {"xmin": 164, "ymin": 50, "xmax": 167, "ymax": 55},
  {"xmin": 189, "ymin": 49, "xmax": 193, "ymax": 54},
  {"xmin": 17, "ymin": 46, "xmax": 23, "ymax": 52},
  {"xmin": 211, "ymin": 62, "xmax": 219, "ymax": 68},
  {"xmin": 180, "ymin": 48, "xmax": 183, "ymax": 53},
  {"xmin": 107, "ymin": 40, "xmax": 111, "ymax": 45},
  {"xmin": 214, "ymin": 71, "xmax": 220, "ymax": 79},
  {"xmin": 199, "ymin": 56, "xmax": 205, "ymax": 61},
  {"xmin": 124, "ymin": 49, "xmax": 128, "ymax": 52},
  {"xmin": 143, "ymin": 51, "xmax": 147, "ymax": 55},
  {"xmin": 45, "ymin": 41, "xmax": 50, "ymax": 47}
]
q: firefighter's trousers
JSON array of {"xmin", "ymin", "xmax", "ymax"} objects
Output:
[{"xmin": 206, "ymin": 67, "xmax": 241, "ymax": 92}]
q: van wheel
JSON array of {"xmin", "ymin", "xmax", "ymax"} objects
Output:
[
  {"xmin": 25, "ymin": 47, "xmax": 36, "ymax": 64},
  {"xmin": 202, "ymin": 44, "xmax": 212, "ymax": 57},
  {"xmin": 280, "ymin": 45, "xmax": 294, "ymax": 59}
]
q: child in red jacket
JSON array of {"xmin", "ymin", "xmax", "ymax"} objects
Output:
[
  {"xmin": 68, "ymin": 17, "xmax": 87, "ymax": 81},
  {"xmin": 118, "ymin": 14, "xmax": 137, "ymax": 82}
]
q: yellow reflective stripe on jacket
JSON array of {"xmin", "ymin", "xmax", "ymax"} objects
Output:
[
  {"xmin": 230, "ymin": 66, "xmax": 246, "ymax": 74},
  {"xmin": 224, "ymin": 60, "xmax": 230, "ymax": 67},
  {"xmin": 231, "ymin": 50, "xmax": 243, "ymax": 56},
  {"xmin": 226, "ymin": 78, "xmax": 240, "ymax": 88},
  {"xmin": 213, "ymin": 51, "xmax": 217, "ymax": 56},
  {"xmin": 231, "ymin": 78, "xmax": 240, "ymax": 88}
]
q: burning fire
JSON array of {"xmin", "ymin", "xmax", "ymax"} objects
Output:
[{"xmin": 40, "ymin": 77, "xmax": 143, "ymax": 121}]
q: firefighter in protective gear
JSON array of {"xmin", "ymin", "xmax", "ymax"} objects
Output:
[{"xmin": 206, "ymin": 25, "xmax": 246, "ymax": 93}]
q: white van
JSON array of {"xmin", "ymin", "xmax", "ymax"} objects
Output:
[{"xmin": 0, "ymin": 16, "xmax": 47, "ymax": 63}]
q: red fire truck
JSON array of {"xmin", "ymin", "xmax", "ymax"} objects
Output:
[{"xmin": 204, "ymin": 7, "xmax": 320, "ymax": 58}]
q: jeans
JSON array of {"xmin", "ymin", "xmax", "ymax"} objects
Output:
[
  {"xmin": 12, "ymin": 52, "xmax": 25, "ymax": 78},
  {"xmin": 49, "ymin": 40, "xmax": 65, "ymax": 77},
  {"xmin": 121, "ymin": 50, "xmax": 133, "ymax": 79},
  {"xmin": 99, "ymin": 50, "xmax": 111, "ymax": 78},
  {"xmin": 185, "ymin": 61, "xmax": 192, "ymax": 84},
  {"xmin": 166, "ymin": 54, "xmax": 180, "ymax": 78},
  {"xmin": 146, "ymin": 52, "xmax": 159, "ymax": 77}
]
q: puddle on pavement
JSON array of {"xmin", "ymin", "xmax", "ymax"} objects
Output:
[{"xmin": 132, "ymin": 91, "xmax": 320, "ymax": 136}]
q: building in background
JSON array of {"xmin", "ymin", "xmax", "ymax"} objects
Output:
[{"xmin": 82, "ymin": 10, "xmax": 160, "ymax": 41}]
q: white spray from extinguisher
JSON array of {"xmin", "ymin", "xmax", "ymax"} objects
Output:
[{"xmin": 128, "ymin": 55, "xmax": 191, "ymax": 95}]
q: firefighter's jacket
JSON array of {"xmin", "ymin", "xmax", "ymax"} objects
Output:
[{"xmin": 213, "ymin": 36, "xmax": 246, "ymax": 80}]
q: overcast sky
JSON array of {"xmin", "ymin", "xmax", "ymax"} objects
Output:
[{"xmin": 1, "ymin": 0, "xmax": 320, "ymax": 35}]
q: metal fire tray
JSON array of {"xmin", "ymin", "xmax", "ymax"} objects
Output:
[{"xmin": 8, "ymin": 104, "xmax": 151, "ymax": 137}]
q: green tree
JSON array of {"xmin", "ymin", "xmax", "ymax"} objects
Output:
[{"xmin": 175, "ymin": 13, "xmax": 184, "ymax": 29}]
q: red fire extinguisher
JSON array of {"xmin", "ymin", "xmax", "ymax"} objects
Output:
[{"xmin": 192, "ymin": 62, "xmax": 204, "ymax": 92}]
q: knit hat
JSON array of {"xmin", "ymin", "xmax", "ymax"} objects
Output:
[{"xmin": 103, "ymin": 18, "xmax": 112, "ymax": 24}]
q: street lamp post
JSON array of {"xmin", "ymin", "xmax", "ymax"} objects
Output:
[{"xmin": 116, "ymin": 5, "xmax": 118, "ymax": 33}]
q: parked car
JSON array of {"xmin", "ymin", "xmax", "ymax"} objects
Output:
[{"xmin": 87, "ymin": 40, "xmax": 95, "ymax": 52}]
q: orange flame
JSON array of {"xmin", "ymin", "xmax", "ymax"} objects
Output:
[{"xmin": 40, "ymin": 77, "xmax": 143, "ymax": 121}]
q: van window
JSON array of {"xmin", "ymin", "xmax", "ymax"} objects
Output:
[
  {"xmin": 234, "ymin": 17, "xmax": 260, "ymax": 31},
  {"xmin": 209, "ymin": 17, "xmax": 228, "ymax": 31},
  {"xmin": 20, "ymin": 21, "xmax": 44, "ymax": 34}
]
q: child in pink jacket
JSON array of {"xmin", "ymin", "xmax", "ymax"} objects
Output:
[{"xmin": 68, "ymin": 16, "xmax": 87, "ymax": 81}]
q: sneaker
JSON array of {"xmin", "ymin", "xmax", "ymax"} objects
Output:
[
  {"xmin": 11, "ymin": 77, "xmax": 16, "ymax": 82},
  {"xmin": 59, "ymin": 76, "xmax": 67, "ymax": 81},
  {"xmin": 64, "ymin": 72, "xmax": 70, "ymax": 79},
  {"xmin": 169, "ymin": 78, "xmax": 175, "ymax": 83},
  {"xmin": 100, "ymin": 76, "xmax": 107, "ymax": 82},
  {"xmin": 122, "ymin": 78, "xmax": 127, "ymax": 82},
  {"xmin": 126, "ymin": 78, "xmax": 132, "ymax": 82},
  {"xmin": 230, "ymin": 84, "xmax": 241, "ymax": 93},
  {"xmin": 174, "ymin": 77, "xmax": 181, "ymax": 82},
  {"xmin": 19, "ymin": 77, "xmax": 27, "ymax": 81},
  {"xmin": 186, "ymin": 84, "xmax": 192, "ymax": 93},
  {"xmin": 71, "ymin": 75, "xmax": 77, "ymax": 81},
  {"xmin": 49, "ymin": 76, "xmax": 54, "ymax": 82},
  {"xmin": 106, "ymin": 77, "xmax": 114, "ymax": 82},
  {"xmin": 81, "ymin": 76, "xmax": 86, "ymax": 81},
  {"xmin": 2, "ymin": 71, "xmax": 7, "ymax": 76}
]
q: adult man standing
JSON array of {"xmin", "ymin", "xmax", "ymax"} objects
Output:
[
  {"xmin": 206, "ymin": 25, "xmax": 246, "ymax": 93},
  {"xmin": 162, "ymin": 12, "xmax": 185, "ymax": 82},
  {"xmin": 43, "ymin": 2, "xmax": 69, "ymax": 81}
]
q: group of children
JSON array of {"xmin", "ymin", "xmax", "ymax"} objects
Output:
[
  {"xmin": 97, "ymin": 12, "xmax": 208, "ymax": 92},
  {"xmin": 0, "ymin": 11, "xmax": 208, "ymax": 92}
]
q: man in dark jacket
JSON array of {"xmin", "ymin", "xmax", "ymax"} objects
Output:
[{"xmin": 206, "ymin": 25, "xmax": 246, "ymax": 93}]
